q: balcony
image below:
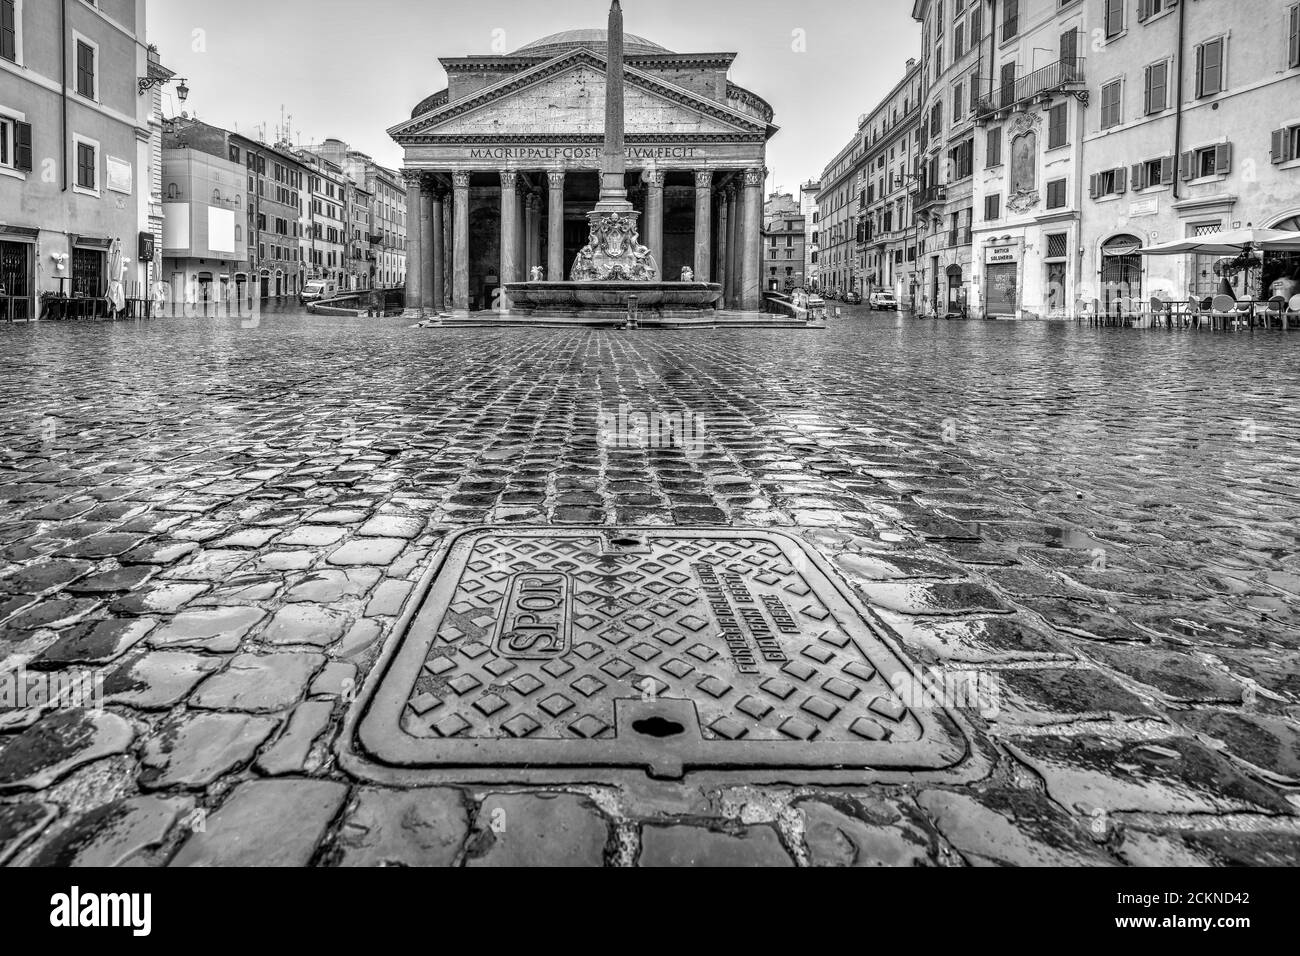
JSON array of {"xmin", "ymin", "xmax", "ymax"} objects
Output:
[
  {"xmin": 916, "ymin": 184, "xmax": 947, "ymax": 210},
  {"xmin": 976, "ymin": 58, "xmax": 1087, "ymax": 122}
]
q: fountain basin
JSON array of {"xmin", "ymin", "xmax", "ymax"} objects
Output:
[{"xmin": 504, "ymin": 281, "xmax": 723, "ymax": 317}]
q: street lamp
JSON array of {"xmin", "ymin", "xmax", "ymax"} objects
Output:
[{"xmin": 138, "ymin": 74, "xmax": 189, "ymax": 101}]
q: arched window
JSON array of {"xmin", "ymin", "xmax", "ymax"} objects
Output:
[
  {"xmin": 235, "ymin": 226, "xmax": 242, "ymax": 241},
  {"xmin": 212, "ymin": 189, "xmax": 222, "ymax": 204},
  {"xmin": 166, "ymin": 183, "xmax": 179, "ymax": 199}
]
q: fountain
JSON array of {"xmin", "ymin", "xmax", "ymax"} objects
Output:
[{"xmin": 503, "ymin": 1, "xmax": 725, "ymax": 324}]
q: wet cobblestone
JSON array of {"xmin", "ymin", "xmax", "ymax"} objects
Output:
[{"xmin": 1, "ymin": 308, "xmax": 1298, "ymax": 865}]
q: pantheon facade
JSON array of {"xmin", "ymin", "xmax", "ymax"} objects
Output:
[{"xmin": 390, "ymin": 28, "xmax": 777, "ymax": 313}]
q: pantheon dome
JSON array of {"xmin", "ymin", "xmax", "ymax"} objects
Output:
[{"xmin": 514, "ymin": 29, "xmax": 671, "ymax": 58}]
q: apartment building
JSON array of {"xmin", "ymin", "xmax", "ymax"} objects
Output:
[
  {"xmin": 1078, "ymin": 0, "xmax": 1300, "ymax": 310},
  {"xmin": 295, "ymin": 149, "xmax": 348, "ymax": 288},
  {"xmin": 816, "ymin": 133, "xmax": 868, "ymax": 296},
  {"xmin": 800, "ymin": 179, "xmax": 820, "ymax": 290},
  {"xmin": 862, "ymin": 59, "xmax": 923, "ymax": 305},
  {"xmin": 970, "ymin": 0, "xmax": 1088, "ymax": 318},
  {"xmin": 231, "ymin": 132, "xmax": 308, "ymax": 301},
  {"xmin": 160, "ymin": 117, "xmax": 249, "ymax": 303},
  {"xmin": 0, "ymin": 0, "xmax": 166, "ymax": 318},
  {"xmin": 914, "ymin": 0, "xmax": 983, "ymax": 317}
]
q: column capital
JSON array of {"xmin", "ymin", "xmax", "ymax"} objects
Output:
[
  {"xmin": 695, "ymin": 169, "xmax": 714, "ymax": 189},
  {"xmin": 401, "ymin": 168, "xmax": 425, "ymax": 189},
  {"xmin": 452, "ymin": 170, "xmax": 472, "ymax": 189},
  {"xmin": 743, "ymin": 167, "xmax": 765, "ymax": 188},
  {"xmin": 547, "ymin": 170, "xmax": 566, "ymax": 189},
  {"xmin": 499, "ymin": 169, "xmax": 518, "ymax": 189},
  {"xmin": 642, "ymin": 168, "xmax": 664, "ymax": 187}
]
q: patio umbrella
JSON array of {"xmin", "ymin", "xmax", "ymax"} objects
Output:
[
  {"xmin": 106, "ymin": 238, "xmax": 126, "ymax": 314},
  {"xmin": 1138, "ymin": 228, "xmax": 1300, "ymax": 256}
]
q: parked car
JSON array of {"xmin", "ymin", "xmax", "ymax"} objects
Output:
[
  {"xmin": 869, "ymin": 291, "xmax": 899, "ymax": 311},
  {"xmin": 300, "ymin": 279, "xmax": 338, "ymax": 305},
  {"xmin": 843, "ymin": 290, "xmax": 863, "ymax": 305}
]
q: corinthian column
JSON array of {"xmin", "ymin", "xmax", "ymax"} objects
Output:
[
  {"xmin": 643, "ymin": 168, "xmax": 664, "ymax": 272},
  {"xmin": 452, "ymin": 170, "xmax": 470, "ymax": 312},
  {"xmin": 499, "ymin": 170, "xmax": 519, "ymax": 292},
  {"xmin": 716, "ymin": 189, "xmax": 729, "ymax": 301},
  {"xmin": 725, "ymin": 182, "xmax": 739, "ymax": 308},
  {"xmin": 402, "ymin": 170, "xmax": 424, "ymax": 316},
  {"xmin": 548, "ymin": 171, "xmax": 565, "ymax": 281},
  {"xmin": 740, "ymin": 166, "xmax": 764, "ymax": 311},
  {"xmin": 429, "ymin": 184, "xmax": 445, "ymax": 312},
  {"xmin": 694, "ymin": 169, "xmax": 713, "ymax": 283}
]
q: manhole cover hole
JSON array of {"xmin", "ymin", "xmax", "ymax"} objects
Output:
[{"xmin": 346, "ymin": 528, "xmax": 969, "ymax": 781}]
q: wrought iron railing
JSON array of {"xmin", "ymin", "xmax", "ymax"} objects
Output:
[{"xmin": 977, "ymin": 58, "xmax": 1086, "ymax": 118}]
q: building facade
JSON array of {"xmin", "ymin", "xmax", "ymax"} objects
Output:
[
  {"xmin": 231, "ymin": 132, "xmax": 308, "ymax": 301},
  {"xmin": 913, "ymin": 0, "xmax": 984, "ymax": 317},
  {"xmin": 762, "ymin": 190, "xmax": 805, "ymax": 291},
  {"xmin": 799, "ymin": 179, "xmax": 820, "ymax": 290},
  {"xmin": 968, "ymin": 0, "xmax": 1088, "ymax": 318},
  {"xmin": 862, "ymin": 59, "xmax": 923, "ymax": 305},
  {"xmin": 0, "ymin": 0, "xmax": 163, "ymax": 319},
  {"xmin": 1077, "ymin": 0, "xmax": 1300, "ymax": 311},
  {"xmin": 816, "ymin": 133, "xmax": 868, "ymax": 297},
  {"xmin": 160, "ymin": 118, "xmax": 249, "ymax": 303},
  {"xmin": 295, "ymin": 150, "xmax": 348, "ymax": 289},
  {"xmin": 390, "ymin": 26, "xmax": 777, "ymax": 314}
]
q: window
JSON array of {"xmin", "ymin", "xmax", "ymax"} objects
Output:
[
  {"xmin": 1003, "ymin": 0, "xmax": 1019, "ymax": 40},
  {"xmin": 970, "ymin": 7, "xmax": 982, "ymax": 42},
  {"xmin": 1089, "ymin": 167, "xmax": 1128, "ymax": 199},
  {"xmin": 1132, "ymin": 156, "xmax": 1173, "ymax": 189},
  {"xmin": 1196, "ymin": 38, "xmax": 1225, "ymax": 97},
  {"xmin": 1046, "ymin": 178, "xmax": 1067, "ymax": 209},
  {"xmin": 986, "ymin": 127, "xmax": 1002, "ymax": 167},
  {"xmin": 0, "ymin": 115, "xmax": 30, "ymax": 173},
  {"xmin": 1138, "ymin": 0, "xmax": 1166, "ymax": 22},
  {"xmin": 984, "ymin": 194, "xmax": 1000, "ymax": 220},
  {"xmin": 75, "ymin": 38, "xmax": 96, "ymax": 100},
  {"xmin": 955, "ymin": 23, "xmax": 964, "ymax": 58},
  {"xmin": 1182, "ymin": 143, "xmax": 1232, "ymax": 179},
  {"xmin": 948, "ymin": 138, "xmax": 973, "ymax": 179},
  {"xmin": 1, "ymin": 0, "xmax": 16, "ymax": 63},
  {"xmin": 1048, "ymin": 103, "xmax": 1068, "ymax": 148},
  {"xmin": 931, "ymin": 102, "xmax": 942, "ymax": 135},
  {"xmin": 1046, "ymin": 233, "xmax": 1068, "ymax": 259},
  {"xmin": 1273, "ymin": 124, "xmax": 1300, "ymax": 164},
  {"xmin": 1104, "ymin": 0, "xmax": 1124, "ymax": 39},
  {"xmin": 1144, "ymin": 61, "xmax": 1168, "ymax": 114},
  {"xmin": 1100, "ymin": 80, "xmax": 1123, "ymax": 129},
  {"xmin": 1291, "ymin": 5, "xmax": 1299, "ymax": 69},
  {"xmin": 75, "ymin": 137, "xmax": 97, "ymax": 191},
  {"xmin": 953, "ymin": 82, "xmax": 964, "ymax": 122}
]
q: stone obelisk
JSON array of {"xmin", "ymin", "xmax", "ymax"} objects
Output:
[
  {"xmin": 569, "ymin": 0, "xmax": 659, "ymax": 281},
  {"xmin": 595, "ymin": 0, "xmax": 631, "ymax": 213}
]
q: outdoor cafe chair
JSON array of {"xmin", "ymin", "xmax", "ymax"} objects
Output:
[
  {"xmin": 1149, "ymin": 297, "xmax": 1169, "ymax": 329},
  {"xmin": 1288, "ymin": 294, "xmax": 1300, "ymax": 330},
  {"xmin": 1211, "ymin": 294, "xmax": 1243, "ymax": 331},
  {"xmin": 1266, "ymin": 296, "xmax": 1287, "ymax": 330}
]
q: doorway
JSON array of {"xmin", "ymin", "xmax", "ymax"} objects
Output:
[{"xmin": 0, "ymin": 240, "xmax": 33, "ymax": 321}]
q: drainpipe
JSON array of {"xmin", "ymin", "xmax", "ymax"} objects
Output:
[
  {"xmin": 61, "ymin": 0, "xmax": 68, "ymax": 192},
  {"xmin": 1172, "ymin": 0, "xmax": 1187, "ymax": 201}
]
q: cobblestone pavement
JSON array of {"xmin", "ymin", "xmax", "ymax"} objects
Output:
[{"xmin": 1, "ymin": 306, "xmax": 1299, "ymax": 866}]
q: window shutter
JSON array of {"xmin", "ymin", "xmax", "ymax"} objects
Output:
[
  {"xmin": 1089, "ymin": 173, "xmax": 1099, "ymax": 199},
  {"xmin": 1195, "ymin": 43, "xmax": 1204, "ymax": 97},
  {"xmin": 1131, "ymin": 163, "xmax": 1144, "ymax": 190},
  {"xmin": 1291, "ymin": 5, "xmax": 1300, "ymax": 68},
  {"xmin": 1160, "ymin": 155, "xmax": 1176, "ymax": 184},
  {"xmin": 1143, "ymin": 67, "xmax": 1152, "ymax": 115},
  {"xmin": 1214, "ymin": 142, "xmax": 1232, "ymax": 174},
  {"xmin": 1273, "ymin": 128, "xmax": 1287, "ymax": 164},
  {"xmin": 1202, "ymin": 40, "xmax": 1223, "ymax": 95},
  {"xmin": 1139, "ymin": 0, "xmax": 1151, "ymax": 22},
  {"xmin": 1116, "ymin": 166, "xmax": 1128, "ymax": 193},
  {"xmin": 1179, "ymin": 151, "xmax": 1193, "ymax": 180},
  {"xmin": 14, "ymin": 120, "xmax": 31, "ymax": 172}
]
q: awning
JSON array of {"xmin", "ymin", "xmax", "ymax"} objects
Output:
[{"xmin": 1139, "ymin": 228, "xmax": 1300, "ymax": 256}]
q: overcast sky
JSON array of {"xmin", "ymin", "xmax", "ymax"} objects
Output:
[{"xmin": 146, "ymin": 0, "xmax": 919, "ymax": 193}]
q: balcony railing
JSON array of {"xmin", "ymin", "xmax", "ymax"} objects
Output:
[
  {"xmin": 977, "ymin": 58, "xmax": 1086, "ymax": 119},
  {"xmin": 916, "ymin": 184, "xmax": 947, "ymax": 209}
]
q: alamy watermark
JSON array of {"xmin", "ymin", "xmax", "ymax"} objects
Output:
[
  {"xmin": 597, "ymin": 403, "xmax": 707, "ymax": 458},
  {"xmin": 0, "ymin": 667, "xmax": 105, "ymax": 713},
  {"xmin": 888, "ymin": 667, "xmax": 1001, "ymax": 719}
]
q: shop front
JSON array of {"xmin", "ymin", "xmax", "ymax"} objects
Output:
[
  {"xmin": 0, "ymin": 230, "xmax": 35, "ymax": 321},
  {"xmin": 983, "ymin": 239, "xmax": 1022, "ymax": 319}
]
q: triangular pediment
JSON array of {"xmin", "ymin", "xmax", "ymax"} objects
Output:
[{"xmin": 391, "ymin": 50, "xmax": 766, "ymax": 141}]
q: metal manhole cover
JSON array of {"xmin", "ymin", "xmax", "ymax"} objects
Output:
[{"xmin": 348, "ymin": 528, "xmax": 969, "ymax": 780}]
